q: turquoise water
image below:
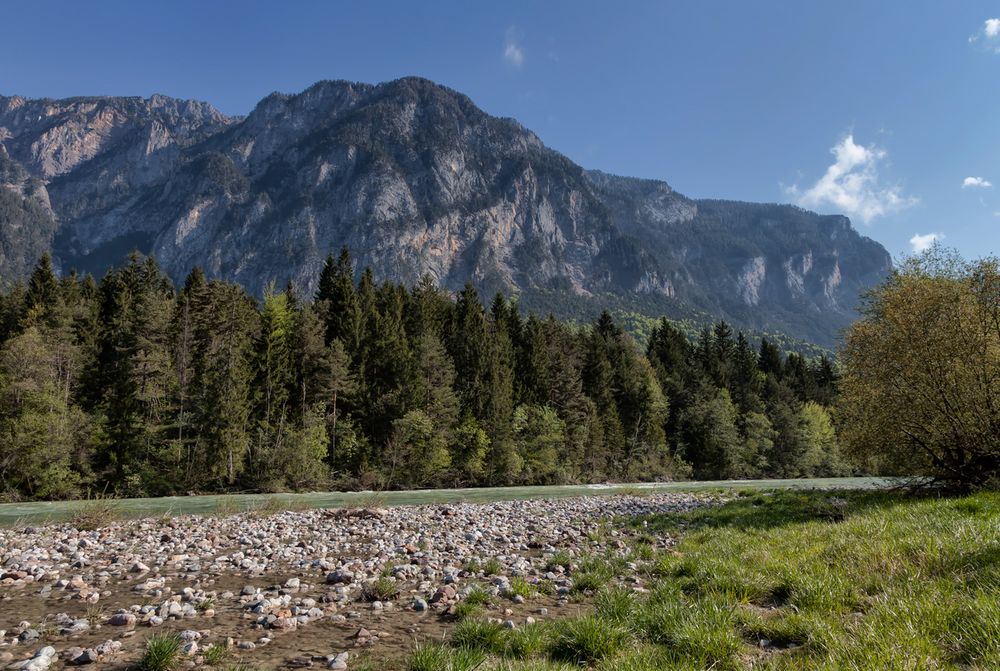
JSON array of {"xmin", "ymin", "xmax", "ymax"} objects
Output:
[{"xmin": 0, "ymin": 477, "xmax": 892, "ymax": 526}]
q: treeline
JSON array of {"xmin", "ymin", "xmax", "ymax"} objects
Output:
[{"xmin": 0, "ymin": 249, "xmax": 847, "ymax": 500}]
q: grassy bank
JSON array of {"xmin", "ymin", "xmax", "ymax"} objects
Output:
[
  {"xmin": 412, "ymin": 489, "xmax": 1000, "ymax": 670},
  {"xmin": 0, "ymin": 477, "xmax": 888, "ymax": 526}
]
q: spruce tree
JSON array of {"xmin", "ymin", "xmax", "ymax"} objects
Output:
[
  {"xmin": 189, "ymin": 282, "xmax": 258, "ymax": 487},
  {"xmin": 22, "ymin": 253, "xmax": 61, "ymax": 327},
  {"xmin": 448, "ymin": 283, "xmax": 488, "ymax": 417},
  {"xmin": 250, "ymin": 284, "xmax": 295, "ymax": 487},
  {"xmin": 731, "ymin": 331, "xmax": 763, "ymax": 413}
]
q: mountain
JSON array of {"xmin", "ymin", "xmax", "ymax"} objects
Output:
[{"xmin": 0, "ymin": 77, "xmax": 891, "ymax": 346}]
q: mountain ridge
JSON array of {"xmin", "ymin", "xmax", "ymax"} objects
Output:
[{"xmin": 0, "ymin": 76, "xmax": 891, "ymax": 346}]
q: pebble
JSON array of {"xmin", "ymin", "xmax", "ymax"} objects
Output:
[{"xmin": 0, "ymin": 493, "xmax": 712, "ymax": 667}]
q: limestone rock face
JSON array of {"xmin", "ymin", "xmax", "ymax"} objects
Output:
[{"xmin": 0, "ymin": 77, "xmax": 890, "ymax": 346}]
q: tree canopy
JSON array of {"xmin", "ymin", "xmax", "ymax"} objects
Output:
[
  {"xmin": 0, "ymin": 248, "xmax": 846, "ymax": 500},
  {"xmin": 840, "ymin": 248, "xmax": 1000, "ymax": 488}
]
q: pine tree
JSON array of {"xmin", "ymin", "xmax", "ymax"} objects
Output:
[
  {"xmin": 406, "ymin": 274, "xmax": 451, "ymax": 339},
  {"xmin": 290, "ymin": 303, "xmax": 329, "ymax": 418},
  {"xmin": 357, "ymin": 281, "xmax": 413, "ymax": 449},
  {"xmin": 711, "ymin": 321, "xmax": 735, "ymax": 388},
  {"xmin": 582, "ymin": 320, "xmax": 625, "ymax": 472},
  {"xmin": 517, "ymin": 314, "xmax": 551, "ymax": 406},
  {"xmin": 762, "ymin": 375, "xmax": 807, "ymax": 477},
  {"xmin": 679, "ymin": 386, "xmax": 739, "ymax": 480},
  {"xmin": 483, "ymin": 311, "xmax": 518, "ymax": 483},
  {"xmin": 758, "ymin": 338, "xmax": 783, "ymax": 378},
  {"xmin": 189, "ymin": 282, "xmax": 258, "ymax": 487},
  {"xmin": 448, "ymin": 283, "xmax": 488, "ymax": 417},
  {"xmin": 411, "ymin": 332, "xmax": 459, "ymax": 433},
  {"xmin": 168, "ymin": 267, "xmax": 206, "ymax": 481},
  {"xmin": 250, "ymin": 284, "xmax": 295, "ymax": 487},
  {"xmin": 324, "ymin": 339, "xmax": 358, "ymax": 471},
  {"xmin": 316, "ymin": 247, "xmax": 362, "ymax": 350},
  {"xmin": 0, "ymin": 282, "xmax": 27, "ymax": 344},
  {"xmin": 731, "ymin": 332, "xmax": 763, "ymax": 413},
  {"xmin": 21, "ymin": 253, "xmax": 61, "ymax": 327},
  {"xmin": 543, "ymin": 318, "xmax": 591, "ymax": 479},
  {"xmin": 88, "ymin": 255, "xmax": 175, "ymax": 491}
]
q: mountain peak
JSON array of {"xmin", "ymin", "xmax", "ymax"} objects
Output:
[{"xmin": 0, "ymin": 77, "xmax": 890, "ymax": 346}]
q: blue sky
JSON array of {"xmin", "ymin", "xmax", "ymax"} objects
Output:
[{"xmin": 2, "ymin": 0, "xmax": 998, "ymax": 260}]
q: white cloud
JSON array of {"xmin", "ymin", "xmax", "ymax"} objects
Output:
[
  {"xmin": 970, "ymin": 18, "xmax": 1000, "ymax": 52},
  {"xmin": 786, "ymin": 134, "xmax": 917, "ymax": 224},
  {"xmin": 962, "ymin": 176, "xmax": 992, "ymax": 189},
  {"xmin": 910, "ymin": 232, "xmax": 944, "ymax": 253},
  {"xmin": 503, "ymin": 28, "xmax": 524, "ymax": 67}
]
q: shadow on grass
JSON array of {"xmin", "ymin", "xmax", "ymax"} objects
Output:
[{"xmin": 633, "ymin": 488, "xmax": 935, "ymax": 535}]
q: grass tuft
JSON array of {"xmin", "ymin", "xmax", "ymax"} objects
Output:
[
  {"xmin": 483, "ymin": 557, "xmax": 504, "ymax": 576},
  {"xmin": 451, "ymin": 601, "xmax": 483, "ymax": 621},
  {"xmin": 409, "ymin": 643, "xmax": 485, "ymax": 671},
  {"xmin": 463, "ymin": 585, "xmax": 492, "ymax": 605},
  {"xmin": 546, "ymin": 550, "xmax": 573, "ymax": 572},
  {"xmin": 361, "ymin": 576, "xmax": 399, "ymax": 602},
  {"xmin": 452, "ymin": 619, "xmax": 507, "ymax": 654},
  {"xmin": 136, "ymin": 632, "xmax": 183, "ymax": 671},
  {"xmin": 548, "ymin": 615, "xmax": 630, "ymax": 665},
  {"xmin": 594, "ymin": 587, "xmax": 636, "ymax": 626},
  {"xmin": 507, "ymin": 576, "xmax": 537, "ymax": 599},
  {"xmin": 201, "ymin": 643, "xmax": 228, "ymax": 666},
  {"xmin": 71, "ymin": 493, "xmax": 123, "ymax": 531}
]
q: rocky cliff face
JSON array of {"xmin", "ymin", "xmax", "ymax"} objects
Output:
[{"xmin": 0, "ymin": 78, "xmax": 890, "ymax": 346}]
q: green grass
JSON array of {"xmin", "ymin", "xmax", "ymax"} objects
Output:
[
  {"xmin": 452, "ymin": 620, "xmax": 508, "ymax": 654},
  {"xmin": 409, "ymin": 643, "xmax": 485, "ymax": 671},
  {"xmin": 408, "ymin": 489, "xmax": 1000, "ymax": 670},
  {"xmin": 483, "ymin": 557, "xmax": 504, "ymax": 576},
  {"xmin": 451, "ymin": 601, "xmax": 484, "ymax": 621},
  {"xmin": 545, "ymin": 550, "xmax": 572, "ymax": 572},
  {"xmin": 452, "ymin": 584, "xmax": 493, "ymax": 621},
  {"xmin": 593, "ymin": 587, "xmax": 635, "ymax": 625},
  {"xmin": 136, "ymin": 632, "xmax": 183, "ymax": 671},
  {"xmin": 463, "ymin": 585, "xmax": 493, "ymax": 605},
  {"xmin": 507, "ymin": 577, "xmax": 537, "ymax": 599},
  {"xmin": 201, "ymin": 643, "xmax": 228, "ymax": 666},
  {"xmin": 548, "ymin": 616, "xmax": 630, "ymax": 665},
  {"xmin": 361, "ymin": 576, "xmax": 399, "ymax": 601},
  {"xmin": 503, "ymin": 623, "xmax": 552, "ymax": 659},
  {"xmin": 571, "ymin": 556, "xmax": 618, "ymax": 593}
]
